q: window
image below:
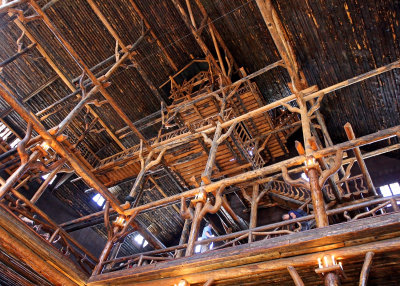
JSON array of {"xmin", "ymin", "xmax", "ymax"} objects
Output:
[
  {"xmin": 41, "ymin": 173, "xmax": 57, "ymax": 185},
  {"xmin": 379, "ymin": 183, "xmax": 400, "ymax": 197},
  {"xmin": 194, "ymin": 243, "xmax": 202, "ymax": 253},
  {"xmin": 10, "ymin": 138, "xmax": 21, "ymax": 148},
  {"xmin": 134, "ymin": 234, "xmax": 148, "ymax": 247},
  {"xmin": 92, "ymin": 193, "xmax": 105, "ymax": 207},
  {"xmin": 301, "ymin": 172, "xmax": 309, "ymax": 182}
]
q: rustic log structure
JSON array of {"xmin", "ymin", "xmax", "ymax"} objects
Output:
[{"xmin": 0, "ymin": 0, "xmax": 399, "ymax": 285}]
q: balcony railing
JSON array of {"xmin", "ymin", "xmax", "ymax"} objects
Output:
[
  {"xmin": 94, "ymin": 194, "xmax": 399, "ymax": 274},
  {"xmin": 0, "ymin": 189, "xmax": 98, "ymax": 274}
]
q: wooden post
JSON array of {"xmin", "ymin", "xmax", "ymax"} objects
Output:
[
  {"xmin": 186, "ymin": 201, "xmax": 203, "ymax": 256},
  {"xmin": 308, "ymin": 168, "xmax": 329, "ymax": 228},
  {"xmin": 325, "ymin": 272, "xmax": 341, "ymax": 286},
  {"xmin": 344, "ymin": 123, "xmax": 377, "ymax": 196},
  {"xmin": 201, "ymin": 124, "xmax": 223, "ymax": 184},
  {"xmin": 359, "ymin": 252, "xmax": 374, "ymax": 286},
  {"xmin": 176, "ymin": 219, "xmax": 191, "ymax": 258},
  {"xmin": 249, "ymin": 184, "xmax": 259, "ymax": 242},
  {"xmin": 287, "ymin": 266, "xmax": 305, "ymax": 286},
  {"xmin": 93, "ymin": 239, "xmax": 114, "ymax": 275}
]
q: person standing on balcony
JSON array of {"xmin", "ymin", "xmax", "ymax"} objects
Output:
[
  {"xmin": 282, "ymin": 209, "xmax": 310, "ymax": 231},
  {"xmin": 200, "ymin": 223, "xmax": 214, "ymax": 252}
]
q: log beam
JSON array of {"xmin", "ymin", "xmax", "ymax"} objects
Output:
[
  {"xmin": 0, "ymin": 82, "xmax": 124, "ymax": 214},
  {"xmin": 28, "ymin": 0, "xmax": 147, "ymax": 144},
  {"xmin": 86, "ymin": 0, "xmax": 166, "ymax": 105},
  {"xmin": 12, "ymin": 18, "xmax": 126, "ymax": 150},
  {"xmin": 124, "ymin": 124, "xmax": 400, "ymax": 216},
  {"xmin": 127, "ymin": 0, "xmax": 178, "ymax": 71}
]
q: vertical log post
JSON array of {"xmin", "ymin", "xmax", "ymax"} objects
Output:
[
  {"xmin": 344, "ymin": 123, "xmax": 377, "ymax": 196},
  {"xmin": 287, "ymin": 266, "xmax": 305, "ymax": 286},
  {"xmin": 359, "ymin": 252, "xmax": 374, "ymax": 286},
  {"xmin": 175, "ymin": 219, "xmax": 191, "ymax": 258},
  {"xmin": 249, "ymin": 184, "xmax": 259, "ymax": 242},
  {"xmin": 186, "ymin": 201, "xmax": 203, "ymax": 256},
  {"xmin": 325, "ymin": 272, "xmax": 341, "ymax": 286},
  {"xmin": 93, "ymin": 239, "xmax": 113, "ymax": 275},
  {"xmin": 308, "ymin": 168, "xmax": 329, "ymax": 228}
]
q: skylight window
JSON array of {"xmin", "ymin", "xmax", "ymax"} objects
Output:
[
  {"xmin": 134, "ymin": 234, "xmax": 148, "ymax": 247},
  {"xmin": 301, "ymin": 172, "xmax": 309, "ymax": 182},
  {"xmin": 380, "ymin": 183, "xmax": 400, "ymax": 197},
  {"xmin": 41, "ymin": 173, "xmax": 57, "ymax": 185},
  {"xmin": 92, "ymin": 193, "xmax": 105, "ymax": 207},
  {"xmin": 10, "ymin": 138, "xmax": 21, "ymax": 148}
]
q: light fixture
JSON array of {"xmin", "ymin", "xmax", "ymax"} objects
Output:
[
  {"xmin": 40, "ymin": 141, "xmax": 51, "ymax": 151},
  {"xmin": 315, "ymin": 254, "xmax": 346, "ymax": 279},
  {"xmin": 176, "ymin": 279, "xmax": 189, "ymax": 286},
  {"xmin": 304, "ymin": 156, "xmax": 316, "ymax": 168},
  {"xmin": 303, "ymin": 155, "xmax": 320, "ymax": 175},
  {"xmin": 192, "ymin": 189, "xmax": 207, "ymax": 205},
  {"xmin": 114, "ymin": 215, "xmax": 126, "ymax": 227}
]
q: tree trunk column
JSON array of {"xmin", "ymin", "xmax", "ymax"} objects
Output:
[
  {"xmin": 186, "ymin": 201, "xmax": 203, "ymax": 256},
  {"xmin": 308, "ymin": 168, "xmax": 329, "ymax": 228},
  {"xmin": 248, "ymin": 184, "xmax": 259, "ymax": 242},
  {"xmin": 324, "ymin": 272, "xmax": 341, "ymax": 286}
]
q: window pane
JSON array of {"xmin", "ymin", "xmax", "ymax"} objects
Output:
[
  {"xmin": 380, "ymin": 185, "xmax": 392, "ymax": 197},
  {"xmin": 389, "ymin": 183, "xmax": 400, "ymax": 195},
  {"xmin": 134, "ymin": 234, "xmax": 144, "ymax": 245},
  {"xmin": 92, "ymin": 194, "xmax": 105, "ymax": 206},
  {"xmin": 301, "ymin": 173, "xmax": 309, "ymax": 182},
  {"xmin": 92, "ymin": 193, "xmax": 101, "ymax": 202}
]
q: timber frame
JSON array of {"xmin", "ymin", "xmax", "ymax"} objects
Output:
[{"xmin": 0, "ymin": 0, "xmax": 399, "ymax": 285}]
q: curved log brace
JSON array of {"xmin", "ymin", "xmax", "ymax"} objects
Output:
[
  {"xmin": 319, "ymin": 149, "xmax": 343, "ymax": 188},
  {"xmin": 281, "ymin": 165, "xmax": 310, "ymax": 190},
  {"xmin": 199, "ymin": 184, "xmax": 225, "ymax": 219},
  {"xmin": 17, "ymin": 122, "xmax": 32, "ymax": 164},
  {"xmin": 180, "ymin": 197, "xmax": 194, "ymax": 220}
]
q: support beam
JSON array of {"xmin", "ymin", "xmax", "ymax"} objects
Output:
[
  {"xmin": 30, "ymin": 160, "xmax": 65, "ymax": 204},
  {"xmin": 344, "ymin": 123, "xmax": 377, "ymax": 196},
  {"xmin": 28, "ymin": 0, "xmax": 147, "ymax": 144},
  {"xmin": 124, "ymin": 124, "xmax": 400, "ymax": 216},
  {"xmin": 127, "ymin": 0, "xmax": 178, "ymax": 71},
  {"xmin": 0, "ymin": 43, "xmax": 36, "ymax": 68},
  {"xmin": 170, "ymin": 0, "xmax": 219, "ymax": 69},
  {"xmin": 12, "ymin": 18, "xmax": 126, "ymax": 150},
  {"xmin": 0, "ymin": 82, "xmax": 125, "ymax": 214},
  {"xmin": 287, "ymin": 266, "xmax": 305, "ymax": 286},
  {"xmin": 86, "ymin": 0, "xmax": 166, "ymax": 105},
  {"xmin": 175, "ymin": 219, "xmax": 191, "ymax": 258},
  {"xmin": 359, "ymin": 252, "xmax": 374, "ymax": 286}
]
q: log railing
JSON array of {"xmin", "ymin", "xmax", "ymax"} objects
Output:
[
  {"xmin": 269, "ymin": 180, "xmax": 311, "ymax": 202},
  {"xmin": 0, "ymin": 190, "xmax": 98, "ymax": 274},
  {"xmin": 92, "ymin": 195, "xmax": 400, "ymax": 275},
  {"xmin": 325, "ymin": 174, "xmax": 368, "ymax": 200}
]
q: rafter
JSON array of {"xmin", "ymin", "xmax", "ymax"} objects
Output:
[
  {"xmin": 12, "ymin": 18, "xmax": 126, "ymax": 151},
  {"xmin": 126, "ymin": 0, "xmax": 178, "ymax": 71}
]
